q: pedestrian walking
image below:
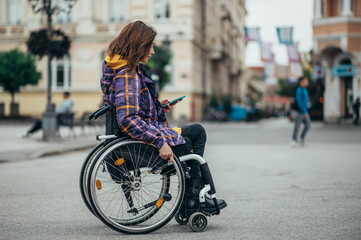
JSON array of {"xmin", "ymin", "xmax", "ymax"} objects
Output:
[
  {"xmin": 19, "ymin": 91, "xmax": 74, "ymax": 137},
  {"xmin": 353, "ymin": 97, "xmax": 360, "ymax": 126},
  {"xmin": 291, "ymin": 76, "xmax": 311, "ymax": 147},
  {"xmin": 289, "ymin": 82, "xmax": 300, "ymax": 122}
]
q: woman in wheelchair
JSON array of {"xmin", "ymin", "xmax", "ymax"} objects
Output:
[{"xmin": 100, "ymin": 20, "xmax": 226, "ymax": 227}]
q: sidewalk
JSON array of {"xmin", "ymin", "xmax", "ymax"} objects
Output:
[
  {"xmin": 0, "ymin": 123, "xmax": 100, "ymax": 163},
  {"xmin": 1, "ymin": 118, "xmax": 360, "ymax": 163}
]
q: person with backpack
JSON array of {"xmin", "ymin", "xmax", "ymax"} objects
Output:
[{"xmin": 291, "ymin": 76, "xmax": 311, "ymax": 147}]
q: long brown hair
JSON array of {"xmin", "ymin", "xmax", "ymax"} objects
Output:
[{"xmin": 107, "ymin": 21, "xmax": 157, "ymax": 73}]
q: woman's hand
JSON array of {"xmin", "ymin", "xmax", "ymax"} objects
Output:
[
  {"xmin": 160, "ymin": 99, "xmax": 171, "ymax": 113},
  {"xmin": 160, "ymin": 99, "xmax": 182, "ymax": 114},
  {"xmin": 158, "ymin": 142, "xmax": 174, "ymax": 162}
]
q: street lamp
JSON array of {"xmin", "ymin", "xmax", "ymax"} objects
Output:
[{"xmin": 28, "ymin": 0, "xmax": 76, "ymax": 140}]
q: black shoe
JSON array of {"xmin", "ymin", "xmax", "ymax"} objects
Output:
[{"xmin": 204, "ymin": 197, "xmax": 227, "ymax": 213}]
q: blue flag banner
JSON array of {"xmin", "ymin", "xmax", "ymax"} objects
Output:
[
  {"xmin": 288, "ymin": 61, "xmax": 303, "ymax": 84},
  {"xmin": 276, "ymin": 27, "xmax": 293, "ymax": 45},
  {"xmin": 244, "ymin": 27, "xmax": 262, "ymax": 44},
  {"xmin": 313, "ymin": 66, "xmax": 325, "ymax": 79},
  {"xmin": 264, "ymin": 61, "xmax": 277, "ymax": 85},
  {"xmin": 261, "ymin": 42, "xmax": 274, "ymax": 62},
  {"xmin": 286, "ymin": 43, "xmax": 300, "ymax": 62},
  {"xmin": 332, "ymin": 65, "xmax": 355, "ymax": 77}
]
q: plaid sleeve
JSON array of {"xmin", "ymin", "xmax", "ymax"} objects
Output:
[
  {"xmin": 101, "ymin": 63, "xmax": 115, "ymax": 106},
  {"xmin": 113, "ymin": 71, "xmax": 165, "ymax": 148}
]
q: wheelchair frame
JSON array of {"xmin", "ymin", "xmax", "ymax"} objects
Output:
[{"xmin": 79, "ymin": 105, "xmax": 221, "ymax": 234}]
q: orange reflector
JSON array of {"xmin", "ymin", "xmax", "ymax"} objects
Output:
[
  {"xmin": 156, "ymin": 197, "xmax": 164, "ymax": 208},
  {"xmin": 148, "ymin": 171, "xmax": 152, "ymax": 174},
  {"xmin": 114, "ymin": 158, "xmax": 125, "ymax": 166},
  {"xmin": 96, "ymin": 179, "xmax": 102, "ymax": 190}
]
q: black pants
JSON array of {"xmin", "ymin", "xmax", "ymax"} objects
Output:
[
  {"xmin": 27, "ymin": 117, "xmax": 68, "ymax": 134},
  {"xmin": 354, "ymin": 112, "xmax": 359, "ymax": 125},
  {"xmin": 171, "ymin": 123, "xmax": 207, "ymax": 178},
  {"xmin": 28, "ymin": 120, "xmax": 42, "ymax": 134}
]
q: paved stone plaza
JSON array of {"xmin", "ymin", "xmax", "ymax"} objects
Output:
[{"xmin": 0, "ymin": 119, "xmax": 360, "ymax": 240}]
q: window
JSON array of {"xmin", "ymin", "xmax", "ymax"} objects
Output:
[
  {"xmin": 339, "ymin": 0, "xmax": 354, "ymax": 16},
  {"xmin": 109, "ymin": 0, "xmax": 127, "ymax": 22},
  {"xmin": 321, "ymin": 0, "xmax": 325, "ymax": 16},
  {"xmin": 51, "ymin": 56, "xmax": 72, "ymax": 90},
  {"xmin": 154, "ymin": 0, "xmax": 171, "ymax": 20},
  {"xmin": 7, "ymin": 0, "xmax": 22, "ymax": 25},
  {"xmin": 57, "ymin": 0, "xmax": 71, "ymax": 24},
  {"xmin": 339, "ymin": 0, "xmax": 344, "ymax": 15}
]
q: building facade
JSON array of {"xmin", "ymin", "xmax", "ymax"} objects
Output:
[
  {"xmin": 313, "ymin": 0, "xmax": 361, "ymax": 123},
  {"xmin": 0, "ymin": 0, "xmax": 246, "ymax": 121}
]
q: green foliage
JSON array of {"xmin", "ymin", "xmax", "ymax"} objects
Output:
[
  {"xmin": 222, "ymin": 95, "xmax": 232, "ymax": 115},
  {"xmin": 27, "ymin": 29, "xmax": 71, "ymax": 59},
  {"xmin": 147, "ymin": 45, "xmax": 172, "ymax": 90},
  {"xmin": 0, "ymin": 49, "xmax": 41, "ymax": 103},
  {"xmin": 277, "ymin": 78, "xmax": 295, "ymax": 97},
  {"xmin": 303, "ymin": 68, "xmax": 312, "ymax": 82},
  {"xmin": 277, "ymin": 68, "xmax": 314, "ymax": 98},
  {"xmin": 209, "ymin": 93, "xmax": 219, "ymax": 109}
]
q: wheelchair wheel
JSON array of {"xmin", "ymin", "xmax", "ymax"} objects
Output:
[
  {"xmin": 87, "ymin": 140, "xmax": 185, "ymax": 234},
  {"xmin": 189, "ymin": 212, "xmax": 207, "ymax": 232},
  {"xmin": 79, "ymin": 142, "xmax": 105, "ymax": 216},
  {"xmin": 174, "ymin": 211, "xmax": 188, "ymax": 225}
]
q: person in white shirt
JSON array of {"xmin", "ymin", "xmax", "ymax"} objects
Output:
[{"xmin": 20, "ymin": 92, "xmax": 74, "ymax": 137}]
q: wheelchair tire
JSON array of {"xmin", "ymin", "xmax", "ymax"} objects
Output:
[
  {"xmin": 189, "ymin": 212, "xmax": 207, "ymax": 232},
  {"xmin": 80, "ymin": 137, "xmax": 130, "ymax": 217},
  {"xmin": 79, "ymin": 142, "xmax": 105, "ymax": 216},
  {"xmin": 174, "ymin": 211, "xmax": 188, "ymax": 225},
  {"xmin": 87, "ymin": 140, "xmax": 185, "ymax": 234}
]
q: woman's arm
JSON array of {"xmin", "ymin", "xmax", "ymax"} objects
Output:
[{"xmin": 113, "ymin": 71, "xmax": 165, "ymax": 148}]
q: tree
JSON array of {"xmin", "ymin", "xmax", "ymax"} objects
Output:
[
  {"xmin": 0, "ymin": 49, "xmax": 41, "ymax": 105},
  {"xmin": 27, "ymin": 28, "xmax": 71, "ymax": 59},
  {"xmin": 147, "ymin": 45, "xmax": 172, "ymax": 90},
  {"xmin": 277, "ymin": 78, "xmax": 295, "ymax": 97},
  {"xmin": 277, "ymin": 69, "xmax": 313, "ymax": 98}
]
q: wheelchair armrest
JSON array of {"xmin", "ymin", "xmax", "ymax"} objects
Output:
[{"xmin": 89, "ymin": 105, "xmax": 113, "ymax": 120}]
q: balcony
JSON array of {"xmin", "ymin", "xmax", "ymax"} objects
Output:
[{"xmin": 0, "ymin": 25, "xmax": 25, "ymax": 37}]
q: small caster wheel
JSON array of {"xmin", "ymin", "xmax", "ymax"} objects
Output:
[
  {"xmin": 175, "ymin": 211, "xmax": 188, "ymax": 225},
  {"xmin": 189, "ymin": 212, "xmax": 207, "ymax": 232}
]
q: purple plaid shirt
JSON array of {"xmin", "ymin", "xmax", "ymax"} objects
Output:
[{"xmin": 101, "ymin": 61, "xmax": 185, "ymax": 148}]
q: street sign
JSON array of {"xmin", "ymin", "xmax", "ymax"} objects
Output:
[
  {"xmin": 313, "ymin": 66, "xmax": 325, "ymax": 79},
  {"xmin": 332, "ymin": 65, "xmax": 355, "ymax": 77}
]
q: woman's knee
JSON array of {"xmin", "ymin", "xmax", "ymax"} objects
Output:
[{"xmin": 192, "ymin": 123, "xmax": 206, "ymax": 139}]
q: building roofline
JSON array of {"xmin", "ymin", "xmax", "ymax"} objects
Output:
[{"xmin": 313, "ymin": 16, "xmax": 361, "ymax": 25}]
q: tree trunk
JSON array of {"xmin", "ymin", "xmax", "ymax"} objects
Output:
[{"xmin": 10, "ymin": 93, "xmax": 19, "ymax": 117}]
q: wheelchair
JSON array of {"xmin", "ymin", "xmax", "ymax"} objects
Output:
[{"xmin": 80, "ymin": 105, "xmax": 225, "ymax": 234}]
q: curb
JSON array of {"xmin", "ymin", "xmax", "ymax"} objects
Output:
[{"xmin": 0, "ymin": 141, "xmax": 97, "ymax": 163}]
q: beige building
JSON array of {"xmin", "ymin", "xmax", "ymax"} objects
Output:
[
  {"xmin": 313, "ymin": 0, "xmax": 361, "ymax": 123},
  {"xmin": 0, "ymin": 0, "xmax": 246, "ymax": 121}
]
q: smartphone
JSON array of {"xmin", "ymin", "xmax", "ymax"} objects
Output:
[{"xmin": 162, "ymin": 96, "xmax": 186, "ymax": 108}]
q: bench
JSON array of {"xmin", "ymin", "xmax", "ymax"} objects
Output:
[{"xmin": 57, "ymin": 112, "xmax": 76, "ymax": 138}]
